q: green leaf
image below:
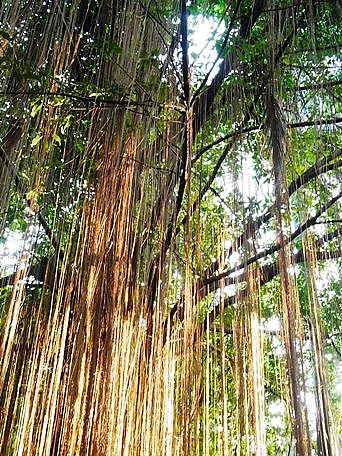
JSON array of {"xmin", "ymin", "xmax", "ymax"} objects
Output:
[
  {"xmin": 31, "ymin": 103, "xmax": 43, "ymax": 118},
  {"xmin": 61, "ymin": 114, "xmax": 73, "ymax": 134},
  {"xmin": 89, "ymin": 92, "xmax": 104, "ymax": 98},
  {"xmin": 26, "ymin": 189, "xmax": 37, "ymax": 200},
  {"xmin": 53, "ymin": 133, "xmax": 61, "ymax": 144},
  {"xmin": 31, "ymin": 134, "xmax": 43, "ymax": 146}
]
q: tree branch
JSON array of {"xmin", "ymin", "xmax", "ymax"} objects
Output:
[
  {"xmin": 169, "ymin": 224, "xmax": 341, "ymax": 327},
  {"xmin": 294, "ymin": 80, "xmax": 342, "ymax": 92},
  {"xmin": 194, "ymin": 118, "xmax": 342, "ymax": 163},
  {"xmin": 167, "ymin": 150, "xmax": 341, "ymax": 324},
  {"xmin": 180, "ymin": 0, "xmax": 190, "ymax": 103},
  {"xmin": 204, "ymin": 148, "xmax": 342, "ymax": 280},
  {"xmin": 205, "ymin": 228, "xmax": 342, "ymax": 326},
  {"xmin": 191, "ymin": 0, "xmax": 267, "ymax": 138},
  {"xmin": 0, "ymin": 90, "xmax": 160, "ymax": 108},
  {"xmin": 191, "ymin": 0, "xmax": 242, "ymax": 102},
  {"xmin": 201, "ymin": 193, "xmax": 342, "ymax": 290},
  {"xmin": 145, "ymin": 0, "xmax": 306, "ymax": 266},
  {"xmin": 162, "ymin": 0, "xmax": 191, "ymax": 252}
]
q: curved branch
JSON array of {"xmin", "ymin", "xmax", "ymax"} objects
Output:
[
  {"xmin": 191, "ymin": 0, "xmax": 266, "ymax": 138},
  {"xmin": 194, "ymin": 118, "xmax": 342, "ymax": 163},
  {"xmin": 206, "ymin": 232, "xmax": 342, "ymax": 326},
  {"xmin": 201, "ymin": 193, "xmax": 342, "ymax": 290},
  {"xmin": 168, "ymin": 224, "xmax": 341, "ymax": 327},
  {"xmin": 203, "ymin": 148, "xmax": 342, "ymax": 281},
  {"xmin": 191, "ymin": 0, "xmax": 242, "ymax": 102},
  {"xmin": 147, "ymin": 0, "xmax": 307, "ymax": 267}
]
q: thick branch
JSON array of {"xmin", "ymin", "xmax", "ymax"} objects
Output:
[
  {"xmin": 194, "ymin": 117, "xmax": 342, "ymax": 163},
  {"xmin": 151, "ymin": 0, "xmax": 305, "ymax": 263},
  {"xmin": 206, "ymin": 230, "xmax": 342, "ymax": 325},
  {"xmin": 201, "ymin": 192, "xmax": 342, "ymax": 289},
  {"xmin": 180, "ymin": 0, "xmax": 190, "ymax": 103},
  {"xmin": 295, "ymin": 80, "xmax": 342, "ymax": 92},
  {"xmin": 191, "ymin": 0, "xmax": 266, "ymax": 138},
  {"xmin": 162, "ymin": 1, "xmax": 191, "ymax": 252},
  {"xmin": 145, "ymin": 0, "xmax": 191, "ymax": 316},
  {"xmin": 167, "ymin": 147, "xmax": 341, "ymax": 324},
  {"xmin": 0, "ymin": 90, "xmax": 159, "ymax": 108},
  {"xmin": 204, "ymin": 148, "xmax": 342, "ymax": 280},
  {"xmin": 169, "ymin": 223, "xmax": 341, "ymax": 326},
  {"xmin": 191, "ymin": 0, "xmax": 242, "ymax": 101}
]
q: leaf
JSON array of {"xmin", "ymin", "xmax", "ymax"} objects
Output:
[
  {"xmin": 61, "ymin": 114, "xmax": 73, "ymax": 134},
  {"xmin": 26, "ymin": 189, "xmax": 37, "ymax": 200},
  {"xmin": 31, "ymin": 103, "xmax": 43, "ymax": 118},
  {"xmin": 89, "ymin": 92, "xmax": 104, "ymax": 98},
  {"xmin": 53, "ymin": 133, "xmax": 61, "ymax": 144},
  {"xmin": 31, "ymin": 134, "xmax": 43, "ymax": 146},
  {"xmin": 20, "ymin": 171, "xmax": 30, "ymax": 181},
  {"xmin": 10, "ymin": 218, "xmax": 26, "ymax": 231}
]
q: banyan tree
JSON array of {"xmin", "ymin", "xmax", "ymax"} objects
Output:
[{"xmin": 0, "ymin": 0, "xmax": 341, "ymax": 454}]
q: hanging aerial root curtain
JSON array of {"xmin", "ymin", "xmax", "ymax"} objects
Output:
[
  {"xmin": 302, "ymin": 233, "xmax": 340, "ymax": 456},
  {"xmin": 0, "ymin": 21, "xmax": 82, "ymax": 454},
  {"xmin": 3, "ymin": 0, "xmax": 341, "ymax": 454},
  {"xmin": 0, "ymin": 1, "xmax": 204, "ymax": 454},
  {"xmin": 266, "ymin": 86, "xmax": 311, "ymax": 455},
  {"xmin": 265, "ymin": 5, "xmax": 312, "ymax": 452},
  {"xmin": 233, "ymin": 264, "xmax": 266, "ymax": 456},
  {"xmin": 53, "ymin": 112, "xmax": 201, "ymax": 454}
]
